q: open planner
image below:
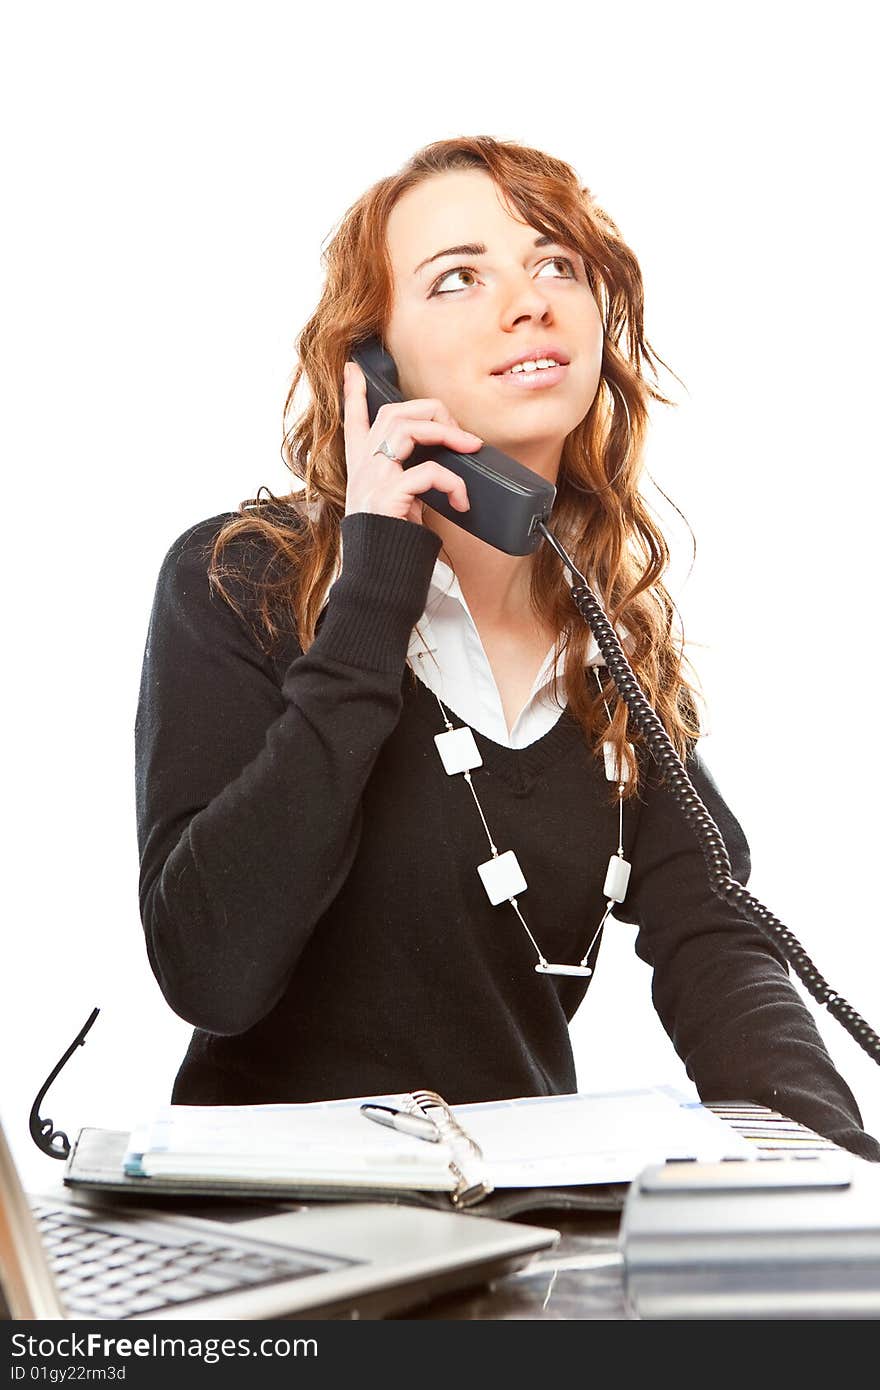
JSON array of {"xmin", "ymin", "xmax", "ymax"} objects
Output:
[{"xmin": 64, "ymin": 1086, "xmax": 841, "ymax": 1218}]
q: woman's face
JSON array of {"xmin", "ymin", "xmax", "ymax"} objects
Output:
[{"xmin": 384, "ymin": 168, "xmax": 604, "ymax": 479}]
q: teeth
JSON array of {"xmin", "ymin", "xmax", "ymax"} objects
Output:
[{"xmin": 507, "ymin": 358, "xmax": 560, "ymax": 374}]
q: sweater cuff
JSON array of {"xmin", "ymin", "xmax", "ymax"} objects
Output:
[
  {"xmin": 311, "ymin": 512, "xmax": 442, "ymax": 672},
  {"xmin": 829, "ymin": 1126, "xmax": 880, "ymax": 1163}
]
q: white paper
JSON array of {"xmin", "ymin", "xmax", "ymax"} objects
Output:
[
  {"xmin": 125, "ymin": 1092, "xmax": 454, "ymax": 1187},
  {"xmin": 123, "ymin": 1086, "xmax": 756, "ymax": 1191},
  {"xmin": 447, "ymin": 1087, "xmax": 756, "ymax": 1187}
]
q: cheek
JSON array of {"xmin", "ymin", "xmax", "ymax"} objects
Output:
[
  {"xmin": 419, "ymin": 351, "xmax": 474, "ymax": 408},
  {"xmin": 585, "ymin": 294, "xmax": 604, "ymax": 340},
  {"xmin": 581, "ymin": 310, "xmax": 605, "ymax": 376},
  {"xmin": 398, "ymin": 335, "xmax": 460, "ymax": 399}
]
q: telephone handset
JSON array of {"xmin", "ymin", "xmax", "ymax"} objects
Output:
[{"xmin": 350, "ymin": 336, "xmax": 556, "ymax": 556}]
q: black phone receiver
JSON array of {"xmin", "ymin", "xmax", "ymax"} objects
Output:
[{"xmin": 349, "ymin": 337, "xmax": 556, "ymax": 556}]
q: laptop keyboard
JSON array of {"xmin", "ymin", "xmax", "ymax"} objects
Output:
[{"xmin": 30, "ymin": 1201, "xmax": 336, "ymax": 1319}]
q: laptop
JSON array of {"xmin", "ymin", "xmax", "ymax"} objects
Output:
[{"xmin": 0, "ymin": 1116, "xmax": 558, "ymax": 1320}]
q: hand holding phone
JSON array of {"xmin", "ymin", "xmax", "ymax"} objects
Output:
[
  {"xmin": 342, "ymin": 360, "xmax": 483, "ymax": 527},
  {"xmin": 346, "ymin": 338, "xmax": 556, "ymax": 554}
]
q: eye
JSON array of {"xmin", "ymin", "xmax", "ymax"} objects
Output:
[
  {"xmin": 429, "ymin": 256, "xmax": 579, "ymax": 297},
  {"xmin": 430, "ymin": 266, "xmax": 480, "ymax": 295},
  {"xmin": 537, "ymin": 256, "xmax": 578, "ymax": 280}
]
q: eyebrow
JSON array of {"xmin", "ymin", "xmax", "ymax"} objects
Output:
[{"xmin": 413, "ymin": 234, "xmax": 563, "ymax": 277}]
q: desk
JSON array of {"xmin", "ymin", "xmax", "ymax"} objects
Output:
[
  {"xmin": 29, "ymin": 1166, "xmax": 628, "ymax": 1321},
  {"xmin": 395, "ymin": 1212, "xmax": 629, "ymax": 1320}
]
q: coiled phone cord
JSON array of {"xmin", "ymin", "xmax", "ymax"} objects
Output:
[{"xmin": 536, "ymin": 520, "xmax": 880, "ymax": 1066}]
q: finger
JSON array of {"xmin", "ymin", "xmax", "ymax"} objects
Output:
[
  {"xmin": 375, "ymin": 396, "xmax": 460, "ymax": 428},
  {"xmin": 369, "ymin": 419, "xmax": 484, "ymax": 460},
  {"xmin": 343, "ymin": 364, "xmax": 470, "ymax": 449},
  {"xmin": 397, "ymin": 460, "xmax": 471, "ymax": 511},
  {"xmin": 342, "ymin": 361, "xmax": 371, "ymax": 450}
]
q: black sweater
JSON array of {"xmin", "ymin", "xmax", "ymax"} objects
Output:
[{"xmin": 134, "ymin": 509, "xmax": 880, "ymax": 1160}]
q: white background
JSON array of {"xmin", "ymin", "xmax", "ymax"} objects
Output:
[{"xmin": 3, "ymin": 0, "xmax": 878, "ymax": 1193}]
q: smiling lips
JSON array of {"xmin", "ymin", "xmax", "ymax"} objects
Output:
[
  {"xmin": 491, "ymin": 345, "xmax": 571, "ymax": 373},
  {"xmin": 490, "ymin": 346, "xmax": 571, "ymax": 390},
  {"xmin": 491, "ymin": 361, "xmax": 569, "ymax": 389}
]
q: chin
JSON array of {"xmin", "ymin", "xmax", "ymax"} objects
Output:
[{"xmin": 491, "ymin": 436, "xmax": 566, "ymax": 460}]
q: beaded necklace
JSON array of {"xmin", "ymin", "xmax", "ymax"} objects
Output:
[{"xmin": 425, "ymin": 661, "xmax": 634, "ymax": 979}]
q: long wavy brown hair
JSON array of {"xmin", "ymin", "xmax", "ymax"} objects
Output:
[{"xmin": 206, "ymin": 134, "xmax": 704, "ymax": 802}]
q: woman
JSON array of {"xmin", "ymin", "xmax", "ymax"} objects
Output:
[{"xmin": 135, "ymin": 135, "xmax": 878, "ymax": 1158}]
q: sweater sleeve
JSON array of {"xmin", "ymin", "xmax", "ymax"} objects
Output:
[
  {"xmin": 613, "ymin": 747, "xmax": 880, "ymax": 1161},
  {"xmin": 135, "ymin": 509, "xmax": 442, "ymax": 1037}
]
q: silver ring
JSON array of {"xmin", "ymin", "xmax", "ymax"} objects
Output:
[{"xmin": 371, "ymin": 439, "xmax": 401, "ymax": 463}]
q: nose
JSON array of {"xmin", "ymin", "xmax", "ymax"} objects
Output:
[{"xmin": 499, "ymin": 273, "xmax": 554, "ymax": 329}]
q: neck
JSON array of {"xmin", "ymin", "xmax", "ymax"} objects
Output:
[
  {"xmin": 422, "ymin": 510, "xmax": 536, "ymax": 626},
  {"xmin": 421, "ymin": 441, "xmax": 562, "ymax": 627}
]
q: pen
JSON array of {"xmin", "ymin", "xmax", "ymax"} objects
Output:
[{"xmin": 360, "ymin": 1104, "xmax": 441, "ymax": 1143}]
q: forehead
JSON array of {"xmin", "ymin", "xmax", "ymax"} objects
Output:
[{"xmin": 385, "ymin": 169, "xmax": 534, "ymax": 269}]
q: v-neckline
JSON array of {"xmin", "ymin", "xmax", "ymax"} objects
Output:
[{"xmin": 404, "ymin": 667, "xmax": 587, "ymax": 788}]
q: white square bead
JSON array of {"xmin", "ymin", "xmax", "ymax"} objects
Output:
[
  {"xmin": 603, "ymin": 740, "xmax": 635, "ymax": 783},
  {"xmin": 603, "ymin": 854, "xmax": 631, "ymax": 903},
  {"xmin": 434, "ymin": 725, "xmax": 483, "ymax": 775},
  {"xmin": 477, "ymin": 849, "xmax": 528, "ymax": 906}
]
